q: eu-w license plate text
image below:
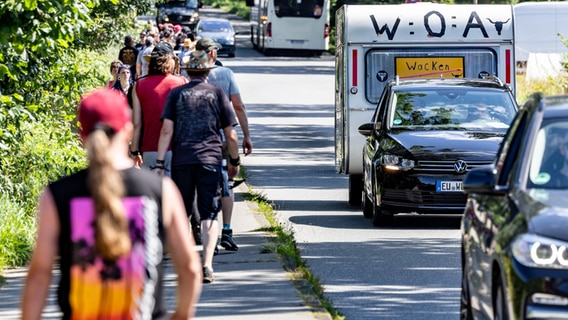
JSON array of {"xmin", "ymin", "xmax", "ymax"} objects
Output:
[{"xmin": 436, "ymin": 180, "xmax": 463, "ymax": 192}]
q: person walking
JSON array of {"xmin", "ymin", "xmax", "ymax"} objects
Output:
[
  {"xmin": 118, "ymin": 35, "xmax": 139, "ymax": 81},
  {"xmin": 130, "ymin": 41, "xmax": 187, "ymax": 173},
  {"xmin": 136, "ymin": 36, "xmax": 155, "ymax": 79},
  {"xmin": 195, "ymin": 37, "xmax": 253, "ymax": 251},
  {"xmin": 21, "ymin": 88, "xmax": 202, "ymax": 319},
  {"xmin": 155, "ymin": 50, "xmax": 240, "ymax": 283},
  {"xmin": 107, "ymin": 60, "xmax": 123, "ymax": 88}
]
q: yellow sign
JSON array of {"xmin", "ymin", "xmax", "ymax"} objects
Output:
[{"xmin": 396, "ymin": 57, "xmax": 464, "ymax": 79}]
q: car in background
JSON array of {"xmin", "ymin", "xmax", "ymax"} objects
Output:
[
  {"xmin": 460, "ymin": 93, "xmax": 568, "ymax": 320},
  {"xmin": 156, "ymin": 0, "xmax": 202, "ymax": 30},
  {"xmin": 195, "ymin": 17, "xmax": 238, "ymax": 57},
  {"xmin": 358, "ymin": 77, "xmax": 517, "ymax": 227}
]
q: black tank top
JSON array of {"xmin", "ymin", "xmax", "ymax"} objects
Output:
[{"xmin": 49, "ymin": 167, "xmax": 167, "ymax": 320}]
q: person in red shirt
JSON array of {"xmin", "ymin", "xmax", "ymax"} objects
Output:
[{"xmin": 130, "ymin": 42, "xmax": 187, "ymax": 175}]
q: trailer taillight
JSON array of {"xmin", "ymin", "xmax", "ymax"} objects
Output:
[
  {"xmin": 267, "ymin": 22, "xmax": 272, "ymax": 37},
  {"xmin": 324, "ymin": 24, "xmax": 330, "ymax": 38}
]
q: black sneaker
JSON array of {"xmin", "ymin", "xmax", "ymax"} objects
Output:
[
  {"xmin": 220, "ymin": 229, "xmax": 238, "ymax": 251},
  {"xmin": 192, "ymin": 227, "xmax": 202, "ymax": 246},
  {"xmin": 228, "ymin": 178, "xmax": 246, "ymax": 189},
  {"xmin": 202, "ymin": 266, "xmax": 214, "ymax": 283}
]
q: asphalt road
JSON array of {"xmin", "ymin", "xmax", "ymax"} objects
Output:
[{"xmin": 201, "ymin": 6, "xmax": 463, "ymax": 320}]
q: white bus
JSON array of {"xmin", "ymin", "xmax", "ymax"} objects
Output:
[{"xmin": 246, "ymin": 0, "xmax": 330, "ymax": 56}]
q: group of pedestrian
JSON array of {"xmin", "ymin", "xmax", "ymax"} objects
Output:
[{"xmin": 21, "ymin": 34, "xmax": 252, "ymax": 318}]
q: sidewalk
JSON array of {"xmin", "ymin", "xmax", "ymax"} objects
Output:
[{"xmin": 0, "ymin": 185, "xmax": 329, "ymax": 319}]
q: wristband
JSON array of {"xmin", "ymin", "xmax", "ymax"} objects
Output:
[
  {"xmin": 229, "ymin": 156, "xmax": 241, "ymax": 166},
  {"xmin": 156, "ymin": 159, "xmax": 165, "ymax": 165},
  {"xmin": 130, "ymin": 150, "xmax": 141, "ymax": 156}
]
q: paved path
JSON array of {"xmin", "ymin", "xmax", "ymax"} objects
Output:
[{"xmin": 0, "ymin": 185, "xmax": 330, "ymax": 319}]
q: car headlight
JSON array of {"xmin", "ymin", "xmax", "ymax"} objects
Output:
[
  {"xmin": 512, "ymin": 234, "xmax": 568, "ymax": 269},
  {"xmin": 382, "ymin": 154, "xmax": 415, "ymax": 171},
  {"xmin": 225, "ymin": 36, "xmax": 234, "ymax": 43}
]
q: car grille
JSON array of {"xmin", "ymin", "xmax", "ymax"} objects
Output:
[
  {"xmin": 415, "ymin": 160, "xmax": 492, "ymax": 173},
  {"xmin": 168, "ymin": 14, "xmax": 191, "ymax": 22},
  {"xmin": 383, "ymin": 189, "xmax": 467, "ymax": 206}
]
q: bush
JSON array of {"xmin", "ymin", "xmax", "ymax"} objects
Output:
[{"xmin": 516, "ymin": 73, "xmax": 568, "ymax": 104}]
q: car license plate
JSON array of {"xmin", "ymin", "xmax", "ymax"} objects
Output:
[
  {"xmin": 290, "ymin": 40, "xmax": 304, "ymax": 44},
  {"xmin": 436, "ymin": 180, "xmax": 463, "ymax": 192}
]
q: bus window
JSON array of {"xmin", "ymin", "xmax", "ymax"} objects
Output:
[{"xmin": 275, "ymin": 0, "xmax": 324, "ymax": 18}]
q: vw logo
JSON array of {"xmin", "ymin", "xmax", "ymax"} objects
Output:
[{"xmin": 454, "ymin": 160, "xmax": 468, "ymax": 173}]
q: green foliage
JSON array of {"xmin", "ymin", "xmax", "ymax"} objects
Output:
[
  {"xmin": 0, "ymin": 196, "xmax": 36, "ymax": 270},
  {"xmin": 202, "ymin": 0, "xmax": 251, "ymax": 19},
  {"xmin": 516, "ymin": 74, "xmax": 567, "ymax": 105},
  {"xmin": 0, "ymin": 0, "xmax": 151, "ymax": 270}
]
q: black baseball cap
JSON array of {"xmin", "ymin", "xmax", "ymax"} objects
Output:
[{"xmin": 150, "ymin": 41, "xmax": 173, "ymax": 58}]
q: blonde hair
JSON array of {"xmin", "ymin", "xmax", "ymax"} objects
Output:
[{"xmin": 86, "ymin": 127, "xmax": 131, "ymax": 260}]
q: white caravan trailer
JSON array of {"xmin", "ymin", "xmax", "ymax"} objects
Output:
[{"xmin": 335, "ymin": 3, "xmax": 516, "ymax": 205}]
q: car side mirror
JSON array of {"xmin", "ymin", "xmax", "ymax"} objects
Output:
[
  {"xmin": 198, "ymin": 1, "xmax": 204, "ymax": 8},
  {"xmin": 358, "ymin": 122, "xmax": 381, "ymax": 137},
  {"xmin": 463, "ymin": 166, "xmax": 507, "ymax": 195}
]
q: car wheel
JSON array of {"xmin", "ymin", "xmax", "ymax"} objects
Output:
[
  {"xmin": 460, "ymin": 265, "xmax": 474, "ymax": 320},
  {"xmin": 229, "ymin": 53, "xmax": 236, "ymax": 58},
  {"xmin": 494, "ymin": 276, "xmax": 509, "ymax": 320},
  {"xmin": 348, "ymin": 174, "xmax": 363, "ymax": 206},
  {"xmin": 372, "ymin": 204, "xmax": 393, "ymax": 227}
]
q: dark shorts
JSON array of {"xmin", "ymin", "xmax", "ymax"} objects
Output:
[{"xmin": 171, "ymin": 164, "xmax": 222, "ymax": 221}]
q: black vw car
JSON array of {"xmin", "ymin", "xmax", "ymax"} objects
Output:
[
  {"xmin": 461, "ymin": 93, "xmax": 568, "ymax": 319},
  {"xmin": 156, "ymin": 0, "xmax": 202, "ymax": 30},
  {"xmin": 358, "ymin": 78, "xmax": 517, "ymax": 226}
]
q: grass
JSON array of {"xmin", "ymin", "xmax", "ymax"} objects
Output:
[
  {"xmin": 515, "ymin": 73, "xmax": 567, "ymax": 104},
  {"xmin": 240, "ymin": 186, "xmax": 345, "ymax": 320}
]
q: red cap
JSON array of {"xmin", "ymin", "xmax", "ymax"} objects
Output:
[
  {"xmin": 78, "ymin": 88, "xmax": 130, "ymax": 139},
  {"xmin": 174, "ymin": 24, "xmax": 181, "ymax": 32}
]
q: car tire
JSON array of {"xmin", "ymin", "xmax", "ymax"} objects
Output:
[
  {"xmin": 348, "ymin": 174, "xmax": 363, "ymax": 206},
  {"xmin": 229, "ymin": 53, "xmax": 236, "ymax": 58},
  {"xmin": 460, "ymin": 264, "xmax": 474, "ymax": 320},
  {"xmin": 372, "ymin": 204, "xmax": 393, "ymax": 227},
  {"xmin": 494, "ymin": 276, "xmax": 509, "ymax": 320}
]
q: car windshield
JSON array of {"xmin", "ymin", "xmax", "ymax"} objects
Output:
[
  {"xmin": 163, "ymin": 0, "xmax": 198, "ymax": 8},
  {"xmin": 198, "ymin": 21, "xmax": 231, "ymax": 33},
  {"xmin": 528, "ymin": 120, "xmax": 568, "ymax": 189},
  {"xmin": 389, "ymin": 88, "xmax": 515, "ymax": 130}
]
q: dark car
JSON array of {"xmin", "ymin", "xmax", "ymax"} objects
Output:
[
  {"xmin": 156, "ymin": 0, "xmax": 202, "ymax": 30},
  {"xmin": 460, "ymin": 93, "xmax": 568, "ymax": 320},
  {"xmin": 195, "ymin": 18, "xmax": 237, "ymax": 57},
  {"xmin": 358, "ymin": 77, "xmax": 517, "ymax": 226}
]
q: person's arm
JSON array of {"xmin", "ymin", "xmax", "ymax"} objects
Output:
[
  {"xmin": 130, "ymin": 83, "xmax": 143, "ymax": 167},
  {"xmin": 223, "ymin": 126, "xmax": 240, "ymax": 179},
  {"xmin": 230, "ymin": 93, "xmax": 252, "ymax": 156},
  {"xmin": 155, "ymin": 119, "xmax": 174, "ymax": 175},
  {"xmin": 21, "ymin": 188, "xmax": 59, "ymax": 320},
  {"xmin": 162, "ymin": 178, "xmax": 202, "ymax": 319}
]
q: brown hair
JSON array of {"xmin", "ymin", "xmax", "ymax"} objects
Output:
[
  {"xmin": 85, "ymin": 126, "xmax": 131, "ymax": 260},
  {"xmin": 148, "ymin": 54, "xmax": 180, "ymax": 76},
  {"xmin": 109, "ymin": 60, "xmax": 123, "ymax": 73}
]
